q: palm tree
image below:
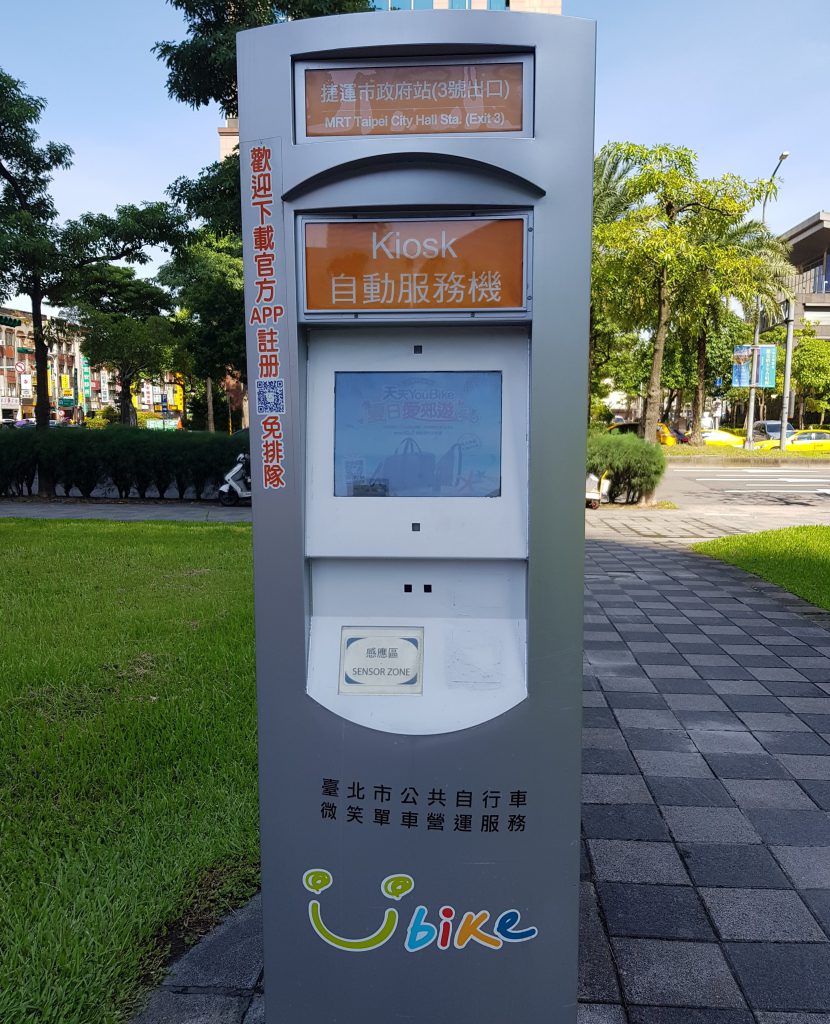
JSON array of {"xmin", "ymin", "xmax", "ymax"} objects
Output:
[
  {"xmin": 588, "ymin": 146, "xmax": 636, "ymax": 419},
  {"xmin": 679, "ymin": 217, "xmax": 793, "ymax": 444}
]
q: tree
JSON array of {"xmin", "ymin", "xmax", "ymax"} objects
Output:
[
  {"xmin": 673, "ymin": 214, "xmax": 792, "ymax": 443},
  {"xmin": 588, "ymin": 146, "xmax": 636, "ymax": 419},
  {"xmin": 593, "ymin": 144, "xmax": 772, "ymax": 444},
  {"xmin": 0, "ymin": 69, "xmax": 184, "ymax": 446},
  {"xmin": 68, "ymin": 265, "xmax": 177, "ymax": 425},
  {"xmin": 158, "ymin": 230, "xmax": 246, "ymax": 431},
  {"xmin": 791, "ymin": 325, "xmax": 830, "ymax": 427},
  {"xmin": 154, "ymin": 0, "xmax": 372, "ymax": 118}
]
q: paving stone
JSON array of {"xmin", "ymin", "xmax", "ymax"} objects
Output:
[
  {"xmin": 633, "ymin": 749, "xmax": 713, "ymax": 778},
  {"xmin": 772, "ymin": 847, "xmax": 830, "ymax": 888},
  {"xmin": 703, "ymin": 753, "xmax": 791, "ymax": 780},
  {"xmin": 598, "ymin": 676, "xmax": 657, "ymax": 693},
  {"xmin": 664, "ymin": 694, "xmax": 729, "ymax": 711},
  {"xmin": 722, "ymin": 695, "xmax": 789, "ymax": 712},
  {"xmin": 582, "ymin": 804, "xmax": 670, "ymax": 841},
  {"xmin": 605, "ymin": 692, "xmax": 669, "ymax": 710},
  {"xmin": 765, "ymin": 681, "xmax": 827, "ymax": 697},
  {"xmin": 583, "ymin": 708, "xmax": 618, "ymax": 729},
  {"xmin": 647, "ymin": 776, "xmax": 734, "ymax": 807},
  {"xmin": 628, "ymin": 1011, "xmax": 754, "ymax": 1024},
  {"xmin": 583, "ymin": 692, "xmax": 609, "ymax": 708},
  {"xmin": 614, "ymin": 709, "xmax": 682, "ymax": 731},
  {"xmin": 597, "ymin": 881, "xmax": 714, "ymax": 940},
  {"xmin": 782, "ymin": 698, "xmax": 830, "ymax": 714},
  {"xmin": 751, "ymin": 667, "xmax": 809, "ymax": 682},
  {"xmin": 680, "ymin": 843, "xmax": 792, "ymax": 888},
  {"xmin": 583, "ymin": 748, "xmax": 640, "ymax": 774},
  {"xmin": 620, "ymin": 728, "xmax": 695, "ymax": 752},
  {"xmin": 746, "ymin": 809, "xmax": 830, "ymax": 845},
  {"xmin": 581, "ymin": 840, "xmax": 591, "ymax": 879},
  {"xmin": 758, "ymin": 733, "xmax": 830, "ymax": 755},
  {"xmin": 662, "ymin": 806, "xmax": 760, "ymax": 844},
  {"xmin": 612, "ymin": 938, "xmax": 746, "ymax": 1008},
  {"xmin": 588, "ymin": 840, "xmax": 690, "ymax": 884},
  {"xmin": 756, "ymin": 1014, "xmax": 830, "ymax": 1024},
  {"xmin": 650, "ymin": 677, "xmax": 717, "ymax": 695},
  {"xmin": 690, "ymin": 731, "xmax": 764, "ymax": 754},
  {"xmin": 582, "ymin": 774, "xmax": 653, "ymax": 804},
  {"xmin": 583, "ymin": 727, "xmax": 628, "ymax": 750},
  {"xmin": 675, "ymin": 711, "xmax": 747, "ymax": 731},
  {"xmin": 722, "ymin": 780, "xmax": 817, "ymax": 810},
  {"xmin": 801, "ymin": 890, "xmax": 830, "ymax": 935},
  {"xmin": 798, "ymin": 781, "xmax": 830, "ymax": 810},
  {"xmin": 133, "ymin": 992, "xmax": 249, "ymax": 1024},
  {"xmin": 643, "ymin": 664, "xmax": 702, "ymax": 679},
  {"xmin": 799, "ymin": 715, "xmax": 830, "ymax": 732},
  {"xmin": 708, "ymin": 679, "xmax": 771, "ymax": 695},
  {"xmin": 579, "ymin": 882, "xmax": 621, "ymax": 1003},
  {"xmin": 737, "ymin": 712, "xmax": 810, "ymax": 732},
  {"xmin": 242, "ymin": 994, "xmax": 264, "ymax": 1024},
  {"xmin": 166, "ymin": 895, "xmax": 263, "ymax": 989},
  {"xmin": 700, "ymin": 888, "xmax": 825, "ymax": 941},
  {"xmin": 776, "ymin": 755, "xmax": 830, "ymax": 780},
  {"xmin": 725, "ymin": 942, "xmax": 830, "ymax": 1011},
  {"xmin": 577, "ymin": 1006, "xmax": 627, "ymax": 1024}
]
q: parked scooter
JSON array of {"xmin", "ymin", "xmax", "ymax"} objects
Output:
[{"xmin": 218, "ymin": 452, "xmax": 252, "ymax": 506}]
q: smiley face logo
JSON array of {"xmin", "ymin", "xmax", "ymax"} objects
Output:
[{"xmin": 304, "ymin": 869, "xmax": 414, "ymax": 952}]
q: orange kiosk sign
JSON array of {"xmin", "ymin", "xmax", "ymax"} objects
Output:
[
  {"xmin": 304, "ymin": 62, "xmax": 524, "ymax": 138},
  {"xmin": 303, "ymin": 217, "xmax": 527, "ymax": 314}
]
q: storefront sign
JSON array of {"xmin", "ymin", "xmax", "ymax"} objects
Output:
[
  {"xmin": 100, "ymin": 370, "xmax": 109, "ymax": 404},
  {"xmin": 303, "ymin": 218, "xmax": 526, "ymax": 314},
  {"xmin": 20, "ymin": 374, "xmax": 32, "ymax": 399},
  {"xmin": 60, "ymin": 373, "xmax": 72, "ymax": 398},
  {"xmin": 304, "ymin": 61, "xmax": 524, "ymax": 139},
  {"xmin": 82, "ymin": 357, "xmax": 91, "ymax": 399}
]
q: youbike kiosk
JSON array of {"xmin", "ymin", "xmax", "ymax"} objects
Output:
[{"xmin": 238, "ymin": 11, "xmax": 595, "ymax": 1023}]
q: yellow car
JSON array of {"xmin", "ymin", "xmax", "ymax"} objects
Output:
[
  {"xmin": 701, "ymin": 429, "xmax": 745, "ymax": 448},
  {"xmin": 756, "ymin": 429, "xmax": 830, "ymax": 452},
  {"xmin": 608, "ymin": 422, "xmax": 680, "ymax": 446}
]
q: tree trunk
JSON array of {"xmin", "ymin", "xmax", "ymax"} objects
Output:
[
  {"xmin": 675, "ymin": 388, "xmax": 684, "ymax": 427},
  {"xmin": 241, "ymin": 383, "xmax": 249, "ymax": 429},
  {"xmin": 206, "ymin": 376, "xmax": 215, "ymax": 433},
  {"xmin": 642, "ymin": 267, "xmax": 671, "ymax": 445},
  {"xmin": 120, "ymin": 376, "xmax": 137, "ymax": 425},
  {"xmin": 690, "ymin": 331, "xmax": 707, "ymax": 445},
  {"xmin": 661, "ymin": 388, "xmax": 676, "ymax": 422},
  {"xmin": 798, "ymin": 395, "xmax": 805, "ymax": 429}
]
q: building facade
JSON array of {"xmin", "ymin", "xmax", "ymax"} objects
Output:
[{"xmin": 781, "ymin": 211, "xmax": 830, "ymax": 341}]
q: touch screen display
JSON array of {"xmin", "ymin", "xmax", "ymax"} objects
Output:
[{"xmin": 334, "ymin": 371, "xmax": 502, "ymax": 497}]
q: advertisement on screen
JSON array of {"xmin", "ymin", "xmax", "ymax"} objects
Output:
[{"xmin": 334, "ymin": 371, "xmax": 502, "ymax": 497}]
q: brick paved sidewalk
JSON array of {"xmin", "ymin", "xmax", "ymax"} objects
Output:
[{"xmin": 134, "ymin": 539, "xmax": 830, "ymax": 1023}]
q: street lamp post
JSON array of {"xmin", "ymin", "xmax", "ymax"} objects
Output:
[
  {"xmin": 745, "ymin": 150, "xmax": 789, "ymax": 449},
  {"xmin": 780, "ymin": 298, "xmax": 795, "ymax": 451}
]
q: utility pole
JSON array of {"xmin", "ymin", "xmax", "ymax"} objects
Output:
[
  {"xmin": 745, "ymin": 150, "xmax": 789, "ymax": 449},
  {"xmin": 780, "ymin": 298, "xmax": 795, "ymax": 451}
]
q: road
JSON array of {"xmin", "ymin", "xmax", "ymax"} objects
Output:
[{"xmin": 658, "ymin": 463, "xmax": 830, "ymax": 508}]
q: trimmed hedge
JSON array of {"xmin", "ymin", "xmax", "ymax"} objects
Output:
[
  {"xmin": 0, "ymin": 428, "xmax": 248, "ymax": 499},
  {"xmin": 586, "ymin": 430, "xmax": 666, "ymax": 504}
]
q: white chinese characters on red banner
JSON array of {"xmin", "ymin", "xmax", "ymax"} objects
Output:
[{"xmin": 249, "ymin": 145, "xmax": 287, "ymax": 490}]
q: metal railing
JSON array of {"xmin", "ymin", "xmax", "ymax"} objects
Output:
[{"xmin": 788, "ymin": 265, "xmax": 829, "ymax": 295}]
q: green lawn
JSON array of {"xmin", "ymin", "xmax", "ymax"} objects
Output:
[
  {"xmin": 694, "ymin": 525, "xmax": 830, "ymax": 612},
  {"xmin": 667, "ymin": 445, "xmax": 830, "ymax": 460},
  {"xmin": 1, "ymin": 520, "xmax": 259, "ymax": 1024}
]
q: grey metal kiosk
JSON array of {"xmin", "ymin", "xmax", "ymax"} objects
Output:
[{"xmin": 238, "ymin": 11, "xmax": 595, "ymax": 1022}]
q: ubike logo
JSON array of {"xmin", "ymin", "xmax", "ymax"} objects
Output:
[{"xmin": 302, "ymin": 869, "xmax": 538, "ymax": 953}]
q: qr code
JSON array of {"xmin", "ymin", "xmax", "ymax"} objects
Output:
[{"xmin": 256, "ymin": 378, "xmax": 285, "ymax": 415}]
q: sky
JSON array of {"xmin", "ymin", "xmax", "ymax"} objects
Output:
[{"xmin": 3, "ymin": 0, "xmax": 829, "ymax": 309}]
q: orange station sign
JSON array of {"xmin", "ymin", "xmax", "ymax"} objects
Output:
[
  {"xmin": 303, "ymin": 218, "xmax": 527, "ymax": 314},
  {"xmin": 304, "ymin": 62, "xmax": 524, "ymax": 139}
]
